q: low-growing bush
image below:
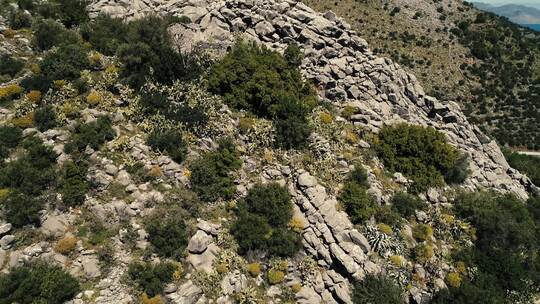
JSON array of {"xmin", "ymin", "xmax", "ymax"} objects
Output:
[
  {"xmin": 52, "ymin": 0, "xmax": 89, "ymax": 28},
  {"xmin": 55, "ymin": 236, "xmax": 78, "ymax": 255},
  {"xmin": 0, "ymin": 125, "xmax": 22, "ymax": 159},
  {"xmin": 1, "ymin": 190, "xmax": 43, "ymax": 227},
  {"xmin": 352, "ymin": 274, "xmax": 403, "ymax": 304},
  {"xmin": 339, "ymin": 182, "xmax": 376, "ymax": 224},
  {"xmin": 267, "ymin": 269, "xmax": 285, "ymax": 285},
  {"xmin": 31, "ymin": 18, "xmax": 78, "ymax": 51},
  {"xmin": 147, "ymin": 128, "xmax": 187, "ymax": 164},
  {"xmin": 390, "ymin": 192, "xmax": 427, "ymax": 218},
  {"xmin": 128, "ymin": 262, "xmax": 175, "ymax": 297},
  {"xmin": 412, "ymin": 224, "xmax": 433, "ymax": 242},
  {"xmin": 20, "ymin": 74, "xmax": 53, "ymax": 93},
  {"xmin": 505, "ymin": 152, "xmax": 540, "ymax": 185},
  {"xmin": 40, "ymin": 43, "xmax": 90, "ymax": 81},
  {"xmin": 145, "ymin": 213, "xmax": 188, "ymax": 259},
  {"xmin": 0, "ymin": 137, "xmax": 57, "ymax": 195},
  {"xmin": 0, "ymin": 54, "xmax": 24, "ymax": 77},
  {"xmin": 374, "ymin": 206, "xmax": 403, "ymax": 228},
  {"xmin": 190, "ymin": 139, "xmax": 241, "ymax": 202},
  {"xmin": 59, "ymin": 159, "xmax": 89, "ymax": 208},
  {"xmin": 0, "ymin": 262, "xmax": 79, "ymax": 303},
  {"xmin": 232, "ymin": 183, "xmax": 301, "ymax": 257},
  {"xmin": 34, "ymin": 105, "xmax": 57, "ymax": 131},
  {"xmin": 0, "ymin": 84, "xmax": 24, "ymax": 102},
  {"xmin": 9, "ymin": 10, "xmax": 32, "ymax": 29},
  {"xmin": 80, "ymin": 14, "xmax": 127, "ymax": 55},
  {"xmin": 64, "ymin": 116, "xmax": 116, "ymax": 153},
  {"xmin": 376, "ymin": 124, "xmax": 466, "ymax": 193}
]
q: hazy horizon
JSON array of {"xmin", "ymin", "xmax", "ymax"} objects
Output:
[{"xmin": 475, "ymin": 1, "xmax": 540, "ymax": 10}]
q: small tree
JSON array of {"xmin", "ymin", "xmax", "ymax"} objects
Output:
[
  {"xmin": 147, "ymin": 128, "xmax": 187, "ymax": 164},
  {"xmin": 59, "ymin": 159, "xmax": 89, "ymax": 208},
  {"xmin": 145, "ymin": 214, "xmax": 188, "ymax": 259},
  {"xmin": 352, "ymin": 274, "xmax": 403, "ymax": 304}
]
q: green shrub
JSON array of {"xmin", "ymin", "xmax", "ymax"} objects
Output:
[
  {"xmin": 0, "ymin": 125, "xmax": 22, "ymax": 159},
  {"xmin": 412, "ymin": 224, "xmax": 433, "ymax": 242},
  {"xmin": 116, "ymin": 15, "xmax": 200, "ymax": 89},
  {"xmin": 20, "ymin": 74, "xmax": 53, "ymax": 93},
  {"xmin": 505, "ymin": 152, "xmax": 540, "ymax": 185},
  {"xmin": 231, "ymin": 212, "xmax": 271, "ymax": 254},
  {"xmin": 64, "ymin": 116, "xmax": 116, "ymax": 153},
  {"xmin": 31, "ymin": 19, "xmax": 78, "ymax": 51},
  {"xmin": 352, "ymin": 274, "xmax": 402, "ymax": 304},
  {"xmin": 374, "ymin": 205, "xmax": 403, "ymax": 228},
  {"xmin": 232, "ymin": 183, "xmax": 301, "ymax": 257},
  {"xmin": 145, "ymin": 213, "xmax": 188, "ymax": 259},
  {"xmin": 9, "ymin": 10, "xmax": 32, "ymax": 29},
  {"xmin": 0, "ymin": 137, "xmax": 57, "ymax": 195},
  {"xmin": 349, "ymin": 165, "xmax": 369, "ymax": 188},
  {"xmin": 0, "ymin": 261, "xmax": 80, "ymax": 304},
  {"xmin": 190, "ymin": 139, "xmax": 241, "ymax": 202},
  {"xmin": 431, "ymin": 272, "xmax": 505, "ymax": 304},
  {"xmin": 34, "ymin": 105, "xmax": 57, "ymax": 131},
  {"xmin": 208, "ymin": 40, "xmax": 315, "ymax": 118},
  {"xmin": 147, "ymin": 128, "xmax": 187, "ymax": 164},
  {"xmin": 128, "ymin": 262, "xmax": 175, "ymax": 297},
  {"xmin": 451, "ymin": 192, "xmax": 540, "ymax": 299},
  {"xmin": 390, "ymin": 192, "xmax": 427, "ymax": 218},
  {"xmin": 0, "ymin": 54, "xmax": 24, "ymax": 77},
  {"xmin": 376, "ymin": 124, "xmax": 465, "ymax": 193},
  {"xmin": 51, "ymin": 0, "xmax": 89, "ymax": 28},
  {"xmin": 80, "ymin": 14, "xmax": 127, "ymax": 55},
  {"xmin": 339, "ymin": 182, "xmax": 376, "ymax": 224},
  {"xmin": 207, "ymin": 40, "xmax": 315, "ymax": 149},
  {"xmin": 40, "ymin": 43, "xmax": 90, "ymax": 81},
  {"xmin": 59, "ymin": 159, "xmax": 89, "ymax": 208},
  {"xmin": 1, "ymin": 190, "xmax": 43, "ymax": 227},
  {"xmin": 242, "ymin": 183, "xmax": 293, "ymax": 227}
]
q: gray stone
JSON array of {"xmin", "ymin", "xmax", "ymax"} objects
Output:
[
  {"xmin": 186, "ymin": 243, "xmax": 219, "ymax": 273},
  {"xmin": 187, "ymin": 230, "xmax": 213, "ymax": 254},
  {"xmin": 81, "ymin": 256, "xmax": 101, "ymax": 278},
  {"xmin": 296, "ymin": 287, "xmax": 322, "ymax": 304},
  {"xmin": 349, "ymin": 230, "xmax": 371, "ymax": 253},
  {"xmin": 298, "ymin": 172, "xmax": 317, "ymax": 188},
  {"xmin": 0, "ymin": 235, "xmax": 14, "ymax": 249},
  {"xmin": 254, "ymin": 20, "xmax": 274, "ymax": 36},
  {"xmin": 0, "ymin": 223, "xmax": 11, "ymax": 236}
]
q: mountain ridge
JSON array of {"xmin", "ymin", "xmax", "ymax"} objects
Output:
[{"xmin": 474, "ymin": 2, "xmax": 540, "ymax": 24}]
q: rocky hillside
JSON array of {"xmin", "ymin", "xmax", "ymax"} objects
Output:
[
  {"xmin": 0, "ymin": 0, "xmax": 539, "ymax": 304},
  {"xmin": 304, "ymin": 0, "xmax": 540, "ymax": 150}
]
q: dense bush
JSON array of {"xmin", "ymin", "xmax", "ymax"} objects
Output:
[
  {"xmin": 0, "ymin": 125, "xmax": 22, "ymax": 159},
  {"xmin": 390, "ymin": 192, "xmax": 427, "ymax": 218},
  {"xmin": 0, "ymin": 137, "xmax": 57, "ymax": 195},
  {"xmin": 31, "ymin": 19, "xmax": 78, "ymax": 51},
  {"xmin": 376, "ymin": 124, "xmax": 466, "ymax": 193},
  {"xmin": 9, "ymin": 10, "xmax": 32, "ymax": 29},
  {"xmin": 505, "ymin": 152, "xmax": 540, "ymax": 185},
  {"xmin": 34, "ymin": 105, "xmax": 57, "ymax": 131},
  {"xmin": 0, "ymin": 54, "xmax": 24, "ymax": 77},
  {"xmin": 147, "ymin": 128, "xmax": 187, "ymax": 164},
  {"xmin": 51, "ymin": 0, "xmax": 89, "ymax": 28},
  {"xmin": 339, "ymin": 182, "xmax": 377, "ymax": 224},
  {"xmin": 1, "ymin": 190, "xmax": 43, "ymax": 227},
  {"xmin": 352, "ymin": 274, "xmax": 403, "ymax": 304},
  {"xmin": 207, "ymin": 40, "xmax": 316, "ymax": 149},
  {"xmin": 40, "ymin": 43, "xmax": 90, "ymax": 81},
  {"xmin": 0, "ymin": 261, "xmax": 80, "ymax": 304},
  {"xmin": 145, "ymin": 213, "xmax": 188, "ymax": 259},
  {"xmin": 190, "ymin": 139, "xmax": 241, "ymax": 202},
  {"xmin": 232, "ymin": 183, "xmax": 301, "ymax": 257},
  {"xmin": 80, "ymin": 14, "xmax": 127, "ymax": 55},
  {"xmin": 128, "ymin": 262, "xmax": 175, "ymax": 297},
  {"xmin": 64, "ymin": 116, "xmax": 116, "ymax": 153},
  {"xmin": 59, "ymin": 159, "xmax": 89, "ymax": 208},
  {"xmin": 20, "ymin": 74, "xmax": 53, "ymax": 93},
  {"xmin": 441, "ymin": 192, "xmax": 540, "ymax": 301},
  {"xmin": 242, "ymin": 183, "xmax": 293, "ymax": 227}
]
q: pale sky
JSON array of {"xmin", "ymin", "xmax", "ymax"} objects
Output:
[{"xmin": 477, "ymin": 0, "xmax": 540, "ymax": 9}]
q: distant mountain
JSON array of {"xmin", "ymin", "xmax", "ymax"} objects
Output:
[{"xmin": 474, "ymin": 2, "xmax": 540, "ymax": 24}]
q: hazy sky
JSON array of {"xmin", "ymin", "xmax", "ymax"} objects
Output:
[{"xmin": 477, "ymin": 0, "xmax": 540, "ymax": 9}]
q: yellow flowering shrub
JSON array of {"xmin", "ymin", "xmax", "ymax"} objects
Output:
[
  {"xmin": 446, "ymin": 272, "xmax": 462, "ymax": 288},
  {"xmin": 55, "ymin": 236, "xmax": 78, "ymax": 255},
  {"xmin": 53, "ymin": 80, "xmax": 67, "ymax": 89},
  {"xmin": 344, "ymin": 129, "xmax": 359, "ymax": 144},
  {"xmin": 86, "ymin": 90, "xmax": 102, "ymax": 106},
  {"xmin": 11, "ymin": 113, "xmax": 34, "ymax": 128},
  {"xmin": 29, "ymin": 63, "xmax": 41, "ymax": 75},
  {"xmin": 0, "ymin": 84, "xmax": 23, "ymax": 99},
  {"xmin": 215, "ymin": 263, "xmax": 228, "ymax": 274},
  {"xmin": 26, "ymin": 90, "xmax": 42, "ymax": 103},
  {"xmin": 288, "ymin": 216, "xmax": 305, "ymax": 233},
  {"xmin": 141, "ymin": 293, "xmax": 164, "ymax": 304},
  {"xmin": 290, "ymin": 282, "xmax": 302, "ymax": 293},
  {"xmin": 0, "ymin": 189, "xmax": 9, "ymax": 200},
  {"xmin": 413, "ymin": 244, "xmax": 434, "ymax": 263},
  {"xmin": 238, "ymin": 117, "xmax": 255, "ymax": 133},
  {"xmin": 89, "ymin": 52, "xmax": 102, "ymax": 67},
  {"xmin": 455, "ymin": 261, "xmax": 467, "ymax": 274},
  {"xmin": 412, "ymin": 224, "xmax": 433, "ymax": 242},
  {"xmin": 341, "ymin": 105, "xmax": 357, "ymax": 119},
  {"xmin": 377, "ymin": 223, "xmax": 393, "ymax": 235},
  {"xmin": 3, "ymin": 29, "xmax": 17, "ymax": 39},
  {"xmin": 267, "ymin": 269, "xmax": 285, "ymax": 285},
  {"xmin": 318, "ymin": 111, "xmax": 333, "ymax": 124},
  {"xmin": 389, "ymin": 255, "xmax": 405, "ymax": 267},
  {"xmin": 247, "ymin": 263, "xmax": 261, "ymax": 277}
]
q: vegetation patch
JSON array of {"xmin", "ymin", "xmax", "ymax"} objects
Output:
[
  {"xmin": 128, "ymin": 261, "xmax": 176, "ymax": 297},
  {"xmin": 352, "ymin": 274, "xmax": 403, "ymax": 304},
  {"xmin": 376, "ymin": 124, "xmax": 468, "ymax": 193}
]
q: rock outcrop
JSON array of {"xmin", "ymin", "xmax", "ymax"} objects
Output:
[{"xmin": 88, "ymin": 0, "xmax": 533, "ymax": 200}]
